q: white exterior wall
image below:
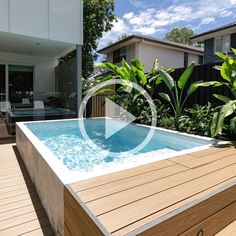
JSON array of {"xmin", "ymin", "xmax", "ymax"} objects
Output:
[
  {"xmin": 188, "ymin": 54, "xmax": 200, "ymax": 64},
  {"xmin": 0, "ymin": 52, "xmax": 57, "ymax": 100},
  {"xmin": 138, "ymin": 43, "xmax": 185, "ymax": 72},
  {"xmin": 0, "ymin": 0, "xmax": 83, "ymax": 45}
]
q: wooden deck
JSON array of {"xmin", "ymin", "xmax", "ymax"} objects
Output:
[
  {"xmin": 0, "ymin": 117, "xmax": 15, "ymax": 142},
  {"xmin": 66, "ymin": 143, "xmax": 236, "ymax": 236},
  {"xmin": 0, "ymin": 143, "xmax": 54, "ymax": 236}
]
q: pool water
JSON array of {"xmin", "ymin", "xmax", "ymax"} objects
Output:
[{"xmin": 26, "ymin": 118, "xmax": 211, "ymax": 173}]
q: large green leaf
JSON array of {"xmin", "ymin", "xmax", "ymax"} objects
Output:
[
  {"xmin": 213, "ymin": 94, "xmax": 231, "ymax": 103},
  {"xmin": 96, "ymin": 74, "xmax": 113, "ymax": 83},
  {"xmin": 137, "ymin": 70, "xmax": 147, "ymax": 85},
  {"xmin": 151, "ymin": 59, "xmax": 159, "ymax": 75},
  {"xmin": 230, "ymin": 116, "xmax": 236, "ymax": 133},
  {"xmin": 178, "ymin": 62, "xmax": 195, "ymax": 89},
  {"xmin": 187, "ymin": 81, "xmax": 222, "ymax": 96},
  {"xmin": 220, "ymin": 62, "xmax": 231, "ymax": 82},
  {"xmin": 215, "ymin": 52, "xmax": 227, "ymax": 60},
  {"xmin": 159, "ymin": 93, "xmax": 171, "ymax": 102},
  {"xmin": 131, "ymin": 59, "xmax": 144, "ymax": 70},
  {"xmin": 159, "ymin": 69, "xmax": 175, "ymax": 91},
  {"xmin": 232, "ymin": 48, "xmax": 236, "ymax": 56},
  {"xmin": 211, "ymin": 100, "xmax": 236, "ymax": 137}
]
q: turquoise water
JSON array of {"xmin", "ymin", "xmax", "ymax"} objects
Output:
[{"xmin": 26, "ymin": 118, "xmax": 209, "ymax": 172}]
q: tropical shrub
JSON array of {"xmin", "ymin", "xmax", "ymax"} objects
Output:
[
  {"xmin": 179, "ymin": 103, "xmax": 217, "ymax": 136},
  {"xmin": 95, "ymin": 58, "xmax": 173, "ymax": 124},
  {"xmin": 209, "ymin": 49, "xmax": 236, "ymax": 137},
  {"xmin": 159, "ymin": 62, "xmax": 219, "ymax": 130}
]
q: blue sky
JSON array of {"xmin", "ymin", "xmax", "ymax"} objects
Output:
[{"xmin": 97, "ymin": 0, "xmax": 236, "ymax": 50}]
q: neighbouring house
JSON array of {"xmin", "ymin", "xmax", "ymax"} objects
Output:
[
  {"xmin": 98, "ymin": 35, "xmax": 204, "ymax": 72},
  {"xmin": 0, "ymin": 0, "xmax": 83, "ymax": 110},
  {"xmin": 191, "ymin": 22, "xmax": 236, "ymax": 64}
]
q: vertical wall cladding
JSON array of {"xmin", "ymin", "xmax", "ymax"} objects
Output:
[
  {"xmin": 55, "ymin": 57, "xmax": 77, "ymax": 111},
  {"xmin": 231, "ymin": 33, "xmax": 236, "ymax": 50},
  {"xmin": 204, "ymin": 39, "xmax": 223, "ymax": 64}
]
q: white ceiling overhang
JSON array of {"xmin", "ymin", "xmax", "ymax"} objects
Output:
[{"xmin": 0, "ymin": 31, "xmax": 76, "ymax": 58}]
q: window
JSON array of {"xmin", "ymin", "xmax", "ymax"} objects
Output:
[
  {"xmin": 198, "ymin": 56, "xmax": 203, "ymax": 64},
  {"xmin": 215, "ymin": 35, "xmax": 231, "ymax": 53},
  {"xmin": 113, "ymin": 47, "xmax": 126, "ymax": 63},
  {"xmin": 184, "ymin": 53, "xmax": 188, "ymax": 67},
  {"xmin": 8, "ymin": 65, "xmax": 34, "ymax": 103}
]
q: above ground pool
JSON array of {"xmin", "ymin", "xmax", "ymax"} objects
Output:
[{"xmin": 19, "ymin": 118, "xmax": 218, "ymax": 181}]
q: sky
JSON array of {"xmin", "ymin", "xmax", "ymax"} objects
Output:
[{"xmin": 97, "ymin": 0, "xmax": 236, "ymax": 51}]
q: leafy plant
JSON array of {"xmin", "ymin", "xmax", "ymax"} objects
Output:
[
  {"xmin": 159, "ymin": 116, "xmax": 175, "ymax": 129},
  {"xmin": 209, "ymin": 49, "xmax": 236, "ymax": 137},
  {"xmin": 159, "ymin": 62, "xmax": 220, "ymax": 130},
  {"xmin": 135, "ymin": 99, "xmax": 170, "ymax": 125},
  {"xmin": 179, "ymin": 103, "xmax": 217, "ymax": 136},
  {"xmin": 95, "ymin": 58, "xmax": 173, "ymax": 125}
]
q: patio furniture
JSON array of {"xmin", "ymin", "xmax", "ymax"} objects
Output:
[
  {"xmin": 22, "ymin": 98, "xmax": 30, "ymax": 104},
  {"xmin": 34, "ymin": 101, "xmax": 45, "ymax": 109},
  {"xmin": 5, "ymin": 107, "xmax": 77, "ymax": 134},
  {"xmin": 0, "ymin": 101, "xmax": 11, "ymax": 118}
]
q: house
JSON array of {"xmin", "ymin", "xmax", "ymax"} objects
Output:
[
  {"xmin": 98, "ymin": 35, "xmax": 204, "ymax": 72},
  {"xmin": 0, "ymin": 0, "xmax": 83, "ymax": 110},
  {"xmin": 191, "ymin": 22, "xmax": 236, "ymax": 64}
]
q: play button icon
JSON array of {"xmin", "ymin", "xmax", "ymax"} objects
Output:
[
  {"xmin": 78, "ymin": 78, "xmax": 157, "ymax": 156},
  {"xmin": 105, "ymin": 98, "xmax": 136, "ymax": 139}
]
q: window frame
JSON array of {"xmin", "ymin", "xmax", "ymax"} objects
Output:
[
  {"xmin": 214, "ymin": 34, "xmax": 231, "ymax": 53},
  {"xmin": 113, "ymin": 47, "xmax": 127, "ymax": 64}
]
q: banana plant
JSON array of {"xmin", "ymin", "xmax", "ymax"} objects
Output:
[
  {"xmin": 159, "ymin": 62, "xmax": 221, "ymax": 130},
  {"xmin": 209, "ymin": 48, "xmax": 236, "ymax": 137}
]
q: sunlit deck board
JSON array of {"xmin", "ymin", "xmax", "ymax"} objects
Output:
[
  {"xmin": 216, "ymin": 220, "xmax": 236, "ymax": 236},
  {"xmin": 67, "ymin": 143, "xmax": 236, "ymax": 235},
  {"xmin": 0, "ymin": 143, "xmax": 54, "ymax": 236},
  {"xmin": 0, "ymin": 118, "xmax": 15, "ymax": 141}
]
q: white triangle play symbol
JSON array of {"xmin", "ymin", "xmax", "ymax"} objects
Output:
[{"xmin": 105, "ymin": 97, "xmax": 136, "ymax": 139}]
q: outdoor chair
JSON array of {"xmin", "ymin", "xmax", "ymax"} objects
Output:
[
  {"xmin": 0, "ymin": 101, "xmax": 11, "ymax": 118},
  {"xmin": 22, "ymin": 98, "xmax": 30, "ymax": 104},
  {"xmin": 34, "ymin": 101, "xmax": 45, "ymax": 109}
]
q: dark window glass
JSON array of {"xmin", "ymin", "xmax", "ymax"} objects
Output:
[
  {"xmin": 0, "ymin": 65, "xmax": 6, "ymax": 102},
  {"xmin": 198, "ymin": 56, "xmax": 203, "ymax": 64},
  {"xmin": 113, "ymin": 47, "xmax": 126, "ymax": 63},
  {"xmin": 9, "ymin": 65, "xmax": 34, "ymax": 103},
  {"xmin": 184, "ymin": 53, "xmax": 188, "ymax": 67}
]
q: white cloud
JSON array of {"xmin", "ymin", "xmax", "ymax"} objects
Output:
[
  {"xmin": 98, "ymin": 0, "xmax": 236, "ymax": 50},
  {"xmin": 123, "ymin": 12, "xmax": 134, "ymax": 20},
  {"xmin": 201, "ymin": 17, "xmax": 215, "ymax": 25}
]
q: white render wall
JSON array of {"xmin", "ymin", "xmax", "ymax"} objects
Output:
[
  {"xmin": 0, "ymin": 0, "xmax": 83, "ymax": 45},
  {"xmin": 0, "ymin": 52, "xmax": 57, "ymax": 100},
  {"xmin": 138, "ymin": 43, "xmax": 201, "ymax": 72}
]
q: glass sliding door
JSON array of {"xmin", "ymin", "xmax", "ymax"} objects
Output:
[
  {"xmin": 0, "ymin": 65, "xmax": 6, "ymax": 102},
  {"xmin": 8, "ymin": 65, "xmax": 34, "ymax": 103}
]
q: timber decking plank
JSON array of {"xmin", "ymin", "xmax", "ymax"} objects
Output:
[
  {"xmin": 0, "ymin": 217, "xmax": 50, "ymax": 235},
  {"xmin": 0, "ymin": 204, "xmax": 43, "ymax": 222},
  {"xmin": 0, "ymin": 186, "xmax": 35, "ymax": 201},
  {"xmin": 78, "ymin": 164, "xmax": 188, "ymax": 202},
  {"xmin": 216, "ymin": 220, "xmax": 236, "ymax": 236},
  {"xmin": 96, "ymin": 164, "xmax": 236, "ymax": 233},
  {"xmin": 0, "ymin": 191, "xmax": 38, "ymax": 206},
  {"xmin": 171, "ymin": 148, "xmax": 236, "ymax": 168},
  {"xmin": 0, "ymin": 144, "xmax": 54, "ymax": 236},
  {"xmin": 0, "ymin": 209, "xmax": 46, "ymax": 230},
  {"xmin": 113, "ymin": 178, "xmax": 236, "ymax": 236},
  {"xmin": 86, "ymin": 155, "xmax": 236, "ymax": 215},
  {"xmin": 179, "ymin": 201, "xmax": 236, "ymax": 236},
  {"xmin": 72, "ymin": 159, "xmax": 175, "ymax": 192},
  {"xmin": 189, "ymin": 145, "xmax": 233, "ymax": 157},
  {"xmin": 20, "ymin": 226, "xmax": 54, "ymax": 236}
]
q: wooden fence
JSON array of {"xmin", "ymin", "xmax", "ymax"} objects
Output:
[{"xmin": 88, "ymin": 62, "xmax": 230, "ymax": 117}]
